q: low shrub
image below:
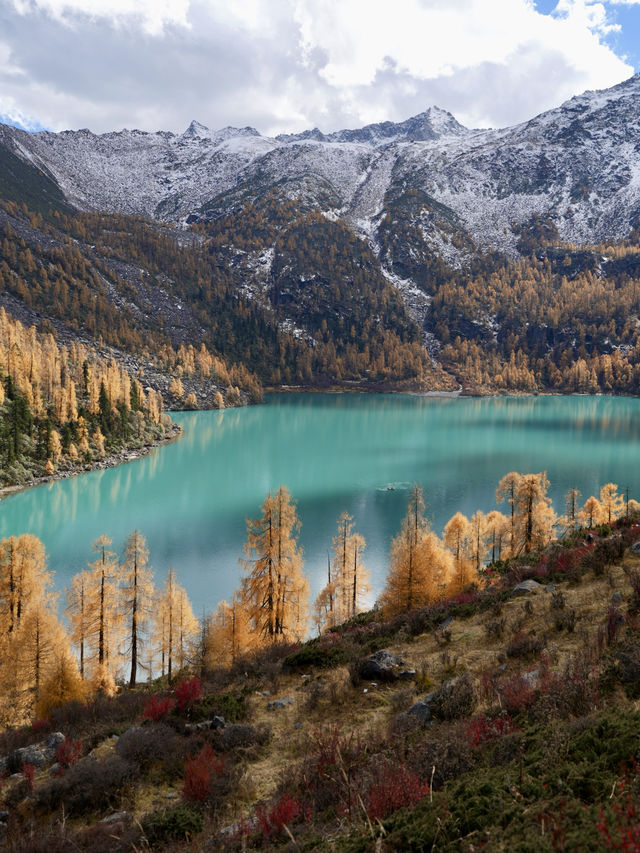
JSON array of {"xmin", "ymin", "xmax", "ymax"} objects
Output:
[
  {"xmin": 506, "ymin": 630, "xmax": 545, "ymax": 660},
  {"xmin": 597, "ymin": 758, "xmax": 640, "ymax": 850},
  {"xmin": 142, "ymin": 803, "xmax": 203, "ymax": 845},
  {"xmin": 430, "ymin": 674, "xmax": 477, "ymax": 721},
  {"xmin": 213, "ymin": 723, "xmax": 270, "ymax": 753},
  {"xmin": 35, "ymin": 755, "xmax": 139, "ymax": 816},
  {"xmin": 484, "ymin": 616, "xmax": 506, "ymax": 640},
  {"xmin": 56, "ymin": 736, "xmax": 82, "ymax": 770},
  {"xmin": 498, "ymin": 673, "xmax": 538, "ymax": 716},
  {"xmin": 211, "ymin": 691, "xmax": 248, "ymax": 722},
  {"xmin": 466, "ymin": 714, "xmax": 518, "ymax": 748},
  {"xmin": 257, "ymin": 793, "xmax": 306, "ymax": 839},
  {"xmin": 175, "ymin": 676, "xmax": 203, "ymax": 714},
  {"xmin": 142, "ymin": 694, "xmax": 176, "ymax": 722},
  {"xmin": 115, "ymin": 723, "xmax": 179, "ymax": 770},
  {"xmin": 182, "ymin": 743, "xmax": 228, "ymax": 805},
  {"xmin": 283, "ymin": 644, "xmax": 349, "ymax": 671},
  {"xmin": 366, "ymin": 762, "xmax": 429, "ymax": 820}
]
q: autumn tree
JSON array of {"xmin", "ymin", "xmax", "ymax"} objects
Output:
[
  {"xmin": 315, "ymin": 512, "xmax": 370, "ymax": 632},
  {"xmin": 120, "ymin": 530, "xmax": 154, "ymax": 686},
  {"xmin": 204, "ymin": 596, "xmax": 250, "ymax": 668},
  {"xmin": 443, "ymin": 511, "xmax": 472, "ymax": 588},
  {"xmin": 486, "ymin": 510, "xmax": 509, "ymax": 563},
  {"xmin": 66, "ymin": 570, "xmax": 91, "ymax": 678},
  {"xmin": 85, "ymin": 535, "xmax": 122, "ymax": 684},
  {"xmin": 579, "ymin": 495, "xmax": 602, "ymax": 529},
  {"xmin": 599, "ymin": 483, "xmax": 624, "ymax": 524},
  {"xmin": 0, "ymin": 535, "xmax": 68, "ymax": 724},
  {"xmin": 240, "ymin": 486, "xmax": 309, "ymax": 643},
  {"xmin": 515, "ymin": 472, "xmax": 556, "ymax": 553},
  {"xmin": 36, "ymin": 652, "xmax": 85, "ymax": 718},
  {"xmin": 379, "ymin": 487, "xmax": 453, "ymax": 614},
  {"xmin": 153, "ymin": 569, "xmax": 198, "ymax": 680},
  {"xmin": 0, "ymin": 534, "xmax": 51, "ymax": 635},
  {"xmin": 496, "ymin": 472, "xmax": 521, "ymax": 557},
  {"xmin": 564, "ymin": 488, "xmax": 582, "ymax": 532}
]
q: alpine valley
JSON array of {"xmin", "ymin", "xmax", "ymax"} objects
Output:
[{"xmin": 4, "ymin": 73, "xmax": 640, "ymax": 408}]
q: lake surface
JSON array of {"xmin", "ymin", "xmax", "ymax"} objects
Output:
[{"xmin": 1, "ymin": 393, "xmax": 639, "ymax": 614}]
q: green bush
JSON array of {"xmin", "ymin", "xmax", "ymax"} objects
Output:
[
  {"xmin": 142, "ymin": 803, "xmax": 203, "ymax": 844},
  {"xmin": 283, "ymin": 644, "xmax": 348, "ymax": 671}
]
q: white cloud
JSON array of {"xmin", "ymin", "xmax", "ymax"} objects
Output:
[
  {"xmin": 0, "ymin": 0, "xmax": 636, "ymax": 134},
  {"xmin": 10, "ymin": 0, "xmax": 190, "ymax": 35}
]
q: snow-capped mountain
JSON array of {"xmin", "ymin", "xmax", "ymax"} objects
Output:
[{"xmin": 2, "ymin": 73, "xmax": 640, "ymax": 259}]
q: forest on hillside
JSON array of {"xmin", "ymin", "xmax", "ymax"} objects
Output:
[
  {"xmin": 1, "ymin": 474, "xmax": 640, "ymax": 850},
  {"xmin": 0, "ymin": 472, "xmax": 632, "ymax": 727}
]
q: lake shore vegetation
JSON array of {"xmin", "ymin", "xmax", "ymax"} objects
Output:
[{"xmin": 1, "ymin": 477, "xmax": 640, "ymax": 848}]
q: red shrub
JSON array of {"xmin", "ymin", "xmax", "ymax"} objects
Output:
[
  {"xmin": 366, "ymin": 763, "xmax": 429, "ymax": 820},
  {"xmin": 257, "ymin": 793, "xmax": 305, "ymax": 839},
  {"xmin": 466, "ymin": 713, "xmax": 518, "ymax": 748},
  {"xmin": 30, "ymin": 717, "xmax": 52, "ymax": 736},
  {"xmin": 182, "ymin": 743, "xmax": 226, "ymax": 804},
  {"xmin": 22, "ymin": 763, "xmax": 35, "ymax": 791},
  {"xmin": 598, "ymin": 758, "xmax": 640, "ymax": 851},
  {"xmin": 498, "ymin": 674, "xmax": 537, "ymax": 715},
  {"xmin": 142, "ymin": 694, "xmax": 176, "ymax": 722},
  {"xmin": 175, "ymin": 676, "xmax": 203, "ymax": 713},
  {"xmin": 56, "ymin": 736, "xmax": 82, "ymax": 770}
]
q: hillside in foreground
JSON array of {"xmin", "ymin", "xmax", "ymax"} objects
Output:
[{"xmin": 2, "ymin": 518, "xmax": 640, "ymax": 850}]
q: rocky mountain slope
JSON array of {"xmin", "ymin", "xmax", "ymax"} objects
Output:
[
  {"xmin": 3, "ymin": 75, "xmax": 640, "ymax": 397},
  {"xmin": 2, "ymin": 75, "xmax": 640, "ymax": 257}
]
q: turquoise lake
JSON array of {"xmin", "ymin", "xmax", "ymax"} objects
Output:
[{"xmin": 1, "ymin": 393, "xmax": 639, "ymax": 614}]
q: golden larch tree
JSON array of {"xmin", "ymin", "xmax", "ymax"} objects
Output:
[
  {"xmin": 379, "ymin": 487, "xmax": 453, "ymax": 615},
  {"xmin": 240, "ymin": 486, "xmax": 309, "ymax": 643},
  {"xmin": 443, "ymin": 511, "xmax": 472, "ymax": 589},
  {"xmin": 86, "ymin": 534, "xmax": 122, "ymax": 683},
  {"xmin": 66, "ymin": 569, "xmax": 92, "ymax": 678},
  {"xmin": 153, "ymin": 569, "xmax": 199, "ymax": 680},
  {"xmin": 496, "ymin": 472, "xmax": 522, "ymax": 557},
  {"xmin": 514, "ymin": 473, "xmax": 556, "ymax": 554},
  {"xmin": 120, "ymin": 530, "xmax": 154, "ymax": 687},
  {"xmin": 564, "ymin": 488, "xmax": 582, "ymax": 532},
  {"xmin": 579, "ymin": 495, "xmax": 602, "ymax": 529},
  {"xmin": 599, "ymin": 483, "xmax": 624, "ymax": 524},
  {"xmin": 204, "ymin": 597, "xmax": 250, "ymax": 668}
]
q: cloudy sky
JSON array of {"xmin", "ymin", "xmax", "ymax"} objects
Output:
[{"xmin": 1, "ymin": 0, "xmax": 639, "ymax": 136}]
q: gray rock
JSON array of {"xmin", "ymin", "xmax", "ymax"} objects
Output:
[
  {"xmin": 294, "ymin": 722, "xmax": 303, "ymax": 729},
  {"xmin": 630, "ymin": 541, "xmax": 640, "ymax": 554},
  {"xmin": 45, "ymin": 732, "xmax": 66, "ymax": 749},
  {"xmin": 165, "ymin": 792, "xmax": 179, "ymax": 799},
  {"xmin": 267, "ymin": 698, "xmax": 294, "ymax": 711},
  {"xmin": 49, "ymin": 763, "xmax": 61, "ymax": 776},
  {"xmin": 522, "ymin": 670, "xmax": 539, "ymax": 687},
  {"xmin": 184, "ymin": 720, "xmax": 216, "ymax": 734},
  {"xmin": 406, "ymin": 701, "xmax": 432, "ymax": 724},
  {"xmin": 8, "ymin": 774, "xmax": 22, "ymax": 782},
  {"xmin": 398, "ymin": 670, "xmax": 417, "ymax": 681},
  {"xmin": 546, "ymin": 584, "xmax": 557, "ymax": 592},
  {"xmin": 611, "ymin": 592, "xmax": 623, "ymax": 606},
  {"xmin": 99, "ymin": 811, "xmax": 130, "ymax": 825},
  {"xmin": 439, "ymin": 616, "xmax": 454, "ymax": 632},
  {"xmin": 513, "ymin": 579, "xmax": 543, "ymax": 595},
  {"xmin": 0, "ymin": 811, "xmax": 8, "ymax": 822},
  {"xmin": 211, "ymin": 716, "xmax": 226, "ymax": 730},
  {"xmin": 15, "ymin": 746, "xmax": 47, "ymax": 768},
  {"xmin": 359, "ymin": 649, "xmax": 405, "ymax": 681}
]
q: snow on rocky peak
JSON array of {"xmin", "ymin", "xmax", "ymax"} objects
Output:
[
  {"xmin": 182, "ymin": 119, "xmax": 211, "ymax": 139},
  {"xmin": 3, "ymin": 74, "xmax": 640, "ymax": 255}
]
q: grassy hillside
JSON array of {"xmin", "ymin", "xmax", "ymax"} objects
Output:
[{"xmin": 2, "ymin": 519, "xmax": 640, "ymax": 850}]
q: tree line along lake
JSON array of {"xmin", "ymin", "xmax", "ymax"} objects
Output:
[{"xmin": 1, "ymin": 392, "xmax": 639, "ymax": 614}]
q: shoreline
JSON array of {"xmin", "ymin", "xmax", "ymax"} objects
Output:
[{"xmin": 0, "ymin": 422, "xmax": 183, "ymax": 502}]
